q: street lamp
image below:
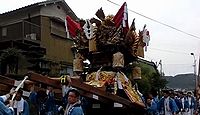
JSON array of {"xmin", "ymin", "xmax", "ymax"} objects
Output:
[{"xmin": 191, "ymin": 53, "xmax": 197, "ymax": 92}]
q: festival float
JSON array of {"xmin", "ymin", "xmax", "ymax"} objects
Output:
[
  {"xmin": 0, "ymin": 2, "xmax": 151, "ymax": 115},
  {"xmin": 62, "ymin": 2, "xmax": 150, "ymax": 114}
]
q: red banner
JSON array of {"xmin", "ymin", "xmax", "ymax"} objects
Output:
[
  {"xmin": 65, "ymin": 15, "xmax": 81, "ymax": 37},
  {"xmin": 113, "ymin": 2, "xmax": 129, "ymax": 34}
]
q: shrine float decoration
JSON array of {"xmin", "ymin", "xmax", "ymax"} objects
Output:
[{"xmin": 65, "ymin": 2, "xmax": 150, "ymax": 106}]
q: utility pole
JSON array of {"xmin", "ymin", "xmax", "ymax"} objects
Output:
[
  {"xmin": 197, "ymin": 55, "xmax": 200, "ymax": 98},
  {"xmin": 191, "ymin": 53, "xmax": 197, "ymax": 94},
  {"xmin": 158, "ymin": 60, "xmax": 163, "ymax": 76}
]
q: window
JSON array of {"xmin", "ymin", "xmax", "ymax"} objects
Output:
[
  {"xmin": 2, "ymin": 27, "xmax": 7, "ymax": 37},
  {"xmin": 60, "ymin": 66, "xmax": 73, "ymax": 76},
  {"xmin": 66, "ymin": 66, "xmax": 73, "ymax": 76},
  {"xmin": 50, "ymin": 19, "xmax": 66, "ymax": 38},
  {"xmin": 39, "ymin": 61, "xmax": 49, "ymax": 69}
]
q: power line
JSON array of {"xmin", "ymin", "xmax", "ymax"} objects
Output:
[
  {"xmin": 107, "ymin": 0, "xmax": 200, "ymax": 40},
  {"xmin": 148, "ymin": 47, "xmax": 200, "ymax": 58},
  {"xmin": 163, "ymin": 63, "xmax": 193, "ymax": 66},
  {"xmin": 148, "ymin": 47, "xmax": 190, "ymax": 55}
]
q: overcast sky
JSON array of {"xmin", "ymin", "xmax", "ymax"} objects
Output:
[{"xmin": 1, "ymin": 0, "xmax": 200, "ymax": 76}]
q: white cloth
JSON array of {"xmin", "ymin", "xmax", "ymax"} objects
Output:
[
  {"xmin": 186, "ymin": 97, "xmax": 193, "ymax": 115},
  {"xmin": 116, "ymin": 72, "xmax": 123, "ymax": 89},
  {"xmin": 187, "ymin": 108, "xmax": 193, "ymax": 115},
  {"xmin": 181, "ymin": 97, "xmax": 189, "ymax": 115},
  {"xmin": 83, "ymin": 19, "xmax": 94, "ymax": 40},
  {"xmin": 122, "ymin": 3, "xmax": 128, "ymax": 27},
  {"xmin": 0, "ymin": 95, "xmax": 8, "ymax": 102},
  {"xmin": 13, "ymin": 98, "xmax": 24, "ymax": 115},
  {"xmin": 164, "ymin": 97, "xmax": 172, "ymax": 115},
  {"xmin": 188, "ymin": 97, "xmax": 191, "ymax": 107},
  {"xmin": 181, "ymin": 98, "xmax": 185, "ymax": 109},
  {"xmin": 143, "ymin": 29, "xmax": 150, "ymax": 45},
  {"xmin": 8, "ymin": 107, "xmax": 14, "ymax": 113},
  {"xmin": 142, "ymin": 28, "xmax": 150, "ymax": 51}
]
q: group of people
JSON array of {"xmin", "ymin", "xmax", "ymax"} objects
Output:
[
  {"xmin": 145, "ymin": 89, "xmax": 198, "ymax": 115},
  {"xmin": 0, "ymin": 85, "xmax": 84, "ymax": 115},
  {"xmin": 2, "ymin": 84, "xmax": 200, "ymax": 115},
  {"xmin": 0, "ymin": 89, "xmax": 29, "ymax": 115}
]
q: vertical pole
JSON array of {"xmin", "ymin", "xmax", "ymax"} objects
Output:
[
  {"xmin": 191, "ymin": 53, "xmax": 197, "ymax": 93},
  {"xmin": 194, "ymin": 55, "xmax": 200, "ymax": 112},
  {"xmin": 197, "ymin": 56, "xmax": 200, "ymax": 98},
  {"xmin": 159, "ymin": 60, "xmax": 163, "ymax": 76},
  {"xmin": 194, "ymin": 59, "xmax": 197, "ymax": 94}
]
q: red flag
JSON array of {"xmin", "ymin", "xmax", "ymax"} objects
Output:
[
  {"xmin": 65, "ymin": 15, "xmax": 81, "ymax": 37},
  {"xmin": 113, "ymin": 2, "xmax": 129, "ymax": 34}
]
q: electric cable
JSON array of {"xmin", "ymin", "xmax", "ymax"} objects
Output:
[{"xmin": 107, "ymin": 0, "xmax": 200, "ymax": 40}]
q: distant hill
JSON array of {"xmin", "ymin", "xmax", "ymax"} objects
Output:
[{"xmin": 164, "ymin": 73, "xmax": 195, "ymax": 90}]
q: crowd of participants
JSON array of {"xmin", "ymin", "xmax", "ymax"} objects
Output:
[
  {"xmin": 0, "ymin": 84, "xmax": 85, "ymax": 115},
  {"xmin": 1, "ymin": 82, "xmax": 200, "ymax": 115},
  {"xmin": 145, "ymin": 89, "xmax": 200, "ymax": 115}
]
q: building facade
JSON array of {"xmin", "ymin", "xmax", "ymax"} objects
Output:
[{"xmin": 0, "ymin": 0, "xmax": 78, "ymax": 76}]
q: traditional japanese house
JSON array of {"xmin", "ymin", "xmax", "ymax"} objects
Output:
[{"xmin": 0, "ymin": 0, "xmax": 77, "ymax": 76}]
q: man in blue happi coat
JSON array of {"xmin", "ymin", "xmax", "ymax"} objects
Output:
[
  {"xmin": 0, "ymin": 92, "xmax": 15, "ymax": 115},
  {"xmin": 157, "ymin": 89, "xmax": 178, "ymax": 115}
]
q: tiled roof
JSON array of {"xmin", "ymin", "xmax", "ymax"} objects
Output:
[
  {"xmin": 0, "ymin": 0, "xmax": 46, "ymax": 15},
  {"xmin": 0, "ymin": 0, "xmax": 78, "ymax": 19}
]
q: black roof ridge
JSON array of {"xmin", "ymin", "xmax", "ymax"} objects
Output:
[
  {"xmin": 0, "ymin": 0, "xmax": 65, "ymax": 15},
  {"xmin": 0, "ymin": 0, "xmax": 79, "ymax": 20}
]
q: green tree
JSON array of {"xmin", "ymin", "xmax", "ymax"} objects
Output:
[
  {"xmin": 136, "ymin": 62, "xmax": 167, "ymax": 95},
  {"xmin": 0, "ymin": 48, "xmax": 24, "ymax": 74}
]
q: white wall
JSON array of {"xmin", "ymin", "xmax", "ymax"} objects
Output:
[{"xmin": 40, "ymin": 3, "xmax": 68, "ymax": 21}]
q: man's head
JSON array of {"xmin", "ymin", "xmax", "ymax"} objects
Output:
[
  {"xmin": 162, "ymin": 89, "xmax": 170, "ymax": 98},
  {"xmin": 187, "ymin": 91, "xmax": 192, "ymax": 97},
  {"xmin": 15, "ymin": 89, "xmax": 23, "ymax": 101},
  {"xmin": 169, "ymin": 90, "xmax": 175, "ymax": 98},
  {"xmin": 67, "ymin": 89, "xmax": 80, "ymax": 104},
  {"xmin": 147, "ymin": 93, "xmax": 153, "ymax": 100}
]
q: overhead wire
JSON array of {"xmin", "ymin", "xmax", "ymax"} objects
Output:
[
  {"xmin": 163, "ymin": 63, "xmax": 193, "ymax": 66},
  {"xmin": 107, "ymin": 0, "xmax": 200, "ymax": 40},
  {"xmin": 147, "ymin": 47, "xmax": 191, "ymax": 55}
]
